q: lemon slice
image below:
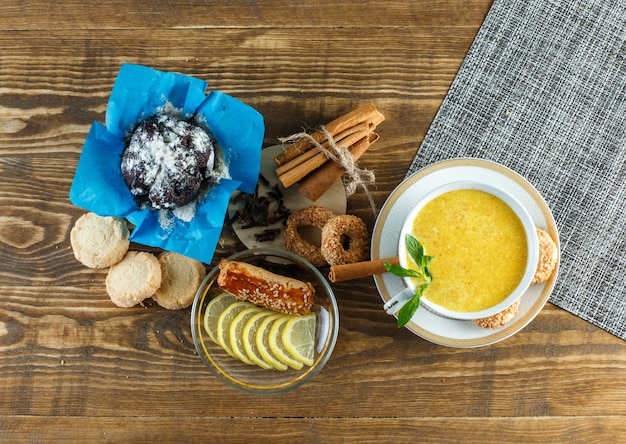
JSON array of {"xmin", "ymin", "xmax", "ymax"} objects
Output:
[
  {"xmin": 282, "ymin": 312, "xmax": 316, "ymax": 367},
  {"xmin": 255, "ymin": 314, "xmax": 288, "ymax": 371},
  {"xmin": 203, "ymin": 292, "xmax": 238, "ymax": 343},
  {"xmin": 268, "ymin": 316, "xmax": 304, "ymax": 370},
  {"xmin": 228, "ymin": 306, "xmax": 264, "ymax": 365},
  {"xmin": 241, "ymin": 310, "xmax": 274, "ymax": 370},
  {"xmin": 216, "ymin": 301, "xmax": 254, "ymax": 357}
]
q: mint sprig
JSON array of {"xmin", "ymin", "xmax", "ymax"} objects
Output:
[{"xmin": 384, "ymin": 234, "xmax": 433, "ymax": 327}]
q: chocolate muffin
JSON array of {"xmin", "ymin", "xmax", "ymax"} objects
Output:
[{"xmin": 120, "ymin": 114, "xmax": 216, "ymax": 210}]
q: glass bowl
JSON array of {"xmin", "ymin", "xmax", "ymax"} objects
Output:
[{"xmin": 191, "ymin": 248, "xmax": 339, "ymax": 395}]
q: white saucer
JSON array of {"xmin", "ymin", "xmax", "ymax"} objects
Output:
[
  {"xmin": 371, "ymin": 158, "xmax": 560, "ymax": 348},
  {"xmin": 229, "ymin": 144, "xmax": 347, "ymax": 250}
]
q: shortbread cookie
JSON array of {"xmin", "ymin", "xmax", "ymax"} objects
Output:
[
  {"xmin": 106, "ymin": 251, "xmax": 162, "ymax": 308},
  {"xmin": 473, "ymin": 298, "xmax": 521, "ymax": 329},
  {"xmin": 532, "ymin": 228, "xmax": 558, "ymax": 284},
  {"xmin": 70, "ymin": 212, "xmax": 130, "ymax": 269},
  {"xmin": 152, "ymin": 251, "xmax": 206, "ymax": 310}
]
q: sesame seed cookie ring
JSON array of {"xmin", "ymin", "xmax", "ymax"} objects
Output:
[
  {"xmin": 532, "ymin": 228, "xmax": 558, "ymax": 284},
  {"xmin": 473, "ymin": 298, "xmax": 521, "ymax": 329},
  {"xmin": 320, "ymin": 215, "xmax": 369, "ymax": 266},
  {"xmin": 283, "ymin": 206, "xmax": 336, "ymax": 267}
]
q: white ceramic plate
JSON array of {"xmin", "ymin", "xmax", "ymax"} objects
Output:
[
  {"xmin": 371, "ymin": 158, "xmax": 560, "ymax": 348},
  {"xmin": 229, "ymin": 144, "xmax": 347, "ymax": 250}
]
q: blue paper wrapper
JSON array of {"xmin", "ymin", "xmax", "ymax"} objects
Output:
[{"xmin": 69, "ymin": 64, "xmax": 265, "ymax": 264}]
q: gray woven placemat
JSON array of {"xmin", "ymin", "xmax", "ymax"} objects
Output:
[{"xmin": 407, "ymin": 0, "xmax": 626, "ymax": 339}]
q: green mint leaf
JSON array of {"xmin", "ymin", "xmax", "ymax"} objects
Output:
[
  {"xmin": 422, "ymin": 255, "xmax": 433, "ymax": 280},
  {"xmin": 384, "ymin": 262, "xmax": 423, "ymax": 278},
  {"xmin": 405, "ymin": 234, "xmax": 425, "ymax": 265},
  {"xmin": 423, "ymin": 266, "xmax": 432, "ymax": 280},
  {"xmin": 392, "ymin": 235, "xmax": 434, "ymax": 327},
  {"xmin": 397, "ymin": 283, "xmax": 428, "ymax": 327}
]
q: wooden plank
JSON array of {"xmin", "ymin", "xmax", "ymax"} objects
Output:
[
  {"xmin": 0, "ymin": 27, "xmax": 475, "ymax": 153},
  {"xmin": 1, "ymin": 282, "xmax": 624, "ymax": 418},
  {"xmin": 0, "ymin": 416, "xmax": 625, "ymax": 443},
  {"xmin": 0, "ymin": 0, "xmax": 492, "ymax": 30}
]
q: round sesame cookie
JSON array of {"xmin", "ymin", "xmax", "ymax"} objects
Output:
[
  {"xmin": 152, "ymin": 251, "xmax": 206, "ymax": 310},
  {"xmin": 473, "ymin": 298, "xmax": 521, "ymax": 329},
  {"xmin": 70, "ymin": 212, "xmax": 130, "ymax": 269},
  {"xmin": 283, "ymin": 206, "xmax": 336, "ymax": 267},
  {"xmin": 321, "ymin": 215, "xmax": 369, "ymax": 266},
  {"xmin": 105, "ymin": 251, "xmax": 162, "ymax": 308},
  {"xmin": 532, "ymin": 228, "xmax": 558, "ymax": 284}
]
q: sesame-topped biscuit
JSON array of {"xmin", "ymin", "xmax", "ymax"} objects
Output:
[
  {"xmin": 217, "ymin": 259, "xmax": 314, "ymax": 315},
  {"xmin": 321, "ymin": 214, "xmax": 369, "ymax": 266},
  {"xmin": 532, "ymin": 228, "xmax": 558, "ymax": 284},
  {"xmin": 473, "ymin": 298, "xmax": 521, "ymax": 329},
  {"xmin": 283, "ymin": 206, "xmax": 336, "ymax": 267}
]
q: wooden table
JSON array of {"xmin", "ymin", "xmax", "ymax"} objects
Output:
[{"xmin": 1, "ymin": 1, "xmax": 624, "ymax": 442}]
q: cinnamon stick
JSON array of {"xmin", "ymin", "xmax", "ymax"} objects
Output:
[
  {"xmin": 274, "ymin": 103, "xmax": 384, "ymax": 166},
  {"xmin": 275, "ymin": 147, "xmax": 320, "ymax": 177},
  {"xmin": 275, "ymin": 121, "xmax": 373, "ymax": 177},
  {"xmin": 328, "ymin": 257, "xmax": 399, "ymax": 283},
  {"xmin": 277, "ymin": 127, "xmax": 373, "ymax": 189},
  {"xmin": 298, "ymin": 132, "xmax": 379, "ymax": 202}
]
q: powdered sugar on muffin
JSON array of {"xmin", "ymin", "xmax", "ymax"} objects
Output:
[{"xmin": 120, "ymin": 114, "xmax": 216, "ymax": 210}]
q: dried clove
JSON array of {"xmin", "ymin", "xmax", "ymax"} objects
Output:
[
  {"xmin": 255, "ymin": 228, "xmax": 281, "ymax": 242},
  {"xmin": 230, "ymin": 178, "xmax": 291, "ymax": 232}
]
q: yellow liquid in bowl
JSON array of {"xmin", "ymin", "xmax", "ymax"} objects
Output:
[{"xmin": 409, "ymin": 189, "xmax": 527, "ymax": 312}]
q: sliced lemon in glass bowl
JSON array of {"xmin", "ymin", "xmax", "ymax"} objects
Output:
[
  {"xmin": 282, "ymin": 312, "xmax": 316, "ymax": 367},
  {"xmin": 216, "ymin": 301, "xmax": 255, "ymax": 358},
  {"xmin": 255, "ymin": 313, "xmax": 289, "ymax": 371},
  {"xmin": 203, "ymin": 292, "xmax": 238, "ymax": 344},
  {"xmin": 267, "ymin": 315, "xmax": 304, "ymax": 371},
  {"xmin": 191, "ymin": 248, "xmax": 339, "ymax": 395},
  {"xmin": 241, "ymin": 310, "xmax": 275, "ymax": 370},
  {"xmin": 228, "ymin": 306, "xmax": 265, "ymax": 366}
]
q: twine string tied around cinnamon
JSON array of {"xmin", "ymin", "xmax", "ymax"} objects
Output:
[{"xmin": 279, "ymin": 126, "xmax": 377, "ymax": 213}]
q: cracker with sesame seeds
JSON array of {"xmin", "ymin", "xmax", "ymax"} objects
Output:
[
  {"xmin": 217, "ymin": 259, "xmax": 314, "ymax": 315},
  {"xmin": 532, "ymin": 228, "xmax": 558, "ymax": 285},
  {"xmin": 473, "ymin": 298, "xmax": 521, "ymax": 329}
]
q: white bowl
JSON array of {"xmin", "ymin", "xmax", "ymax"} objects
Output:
[{"xmin": 398, "ymin": 179, "xmax": 539, "ymax": 320}]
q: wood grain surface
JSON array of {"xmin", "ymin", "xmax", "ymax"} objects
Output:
[{"xmin": 1, "ymin": 1, "xmax": 625, "ymax": 442}]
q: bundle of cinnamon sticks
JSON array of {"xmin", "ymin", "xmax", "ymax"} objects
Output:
[{"xmin": 274, "ymin": 103, "xmax": 384, "ymax": 201}]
